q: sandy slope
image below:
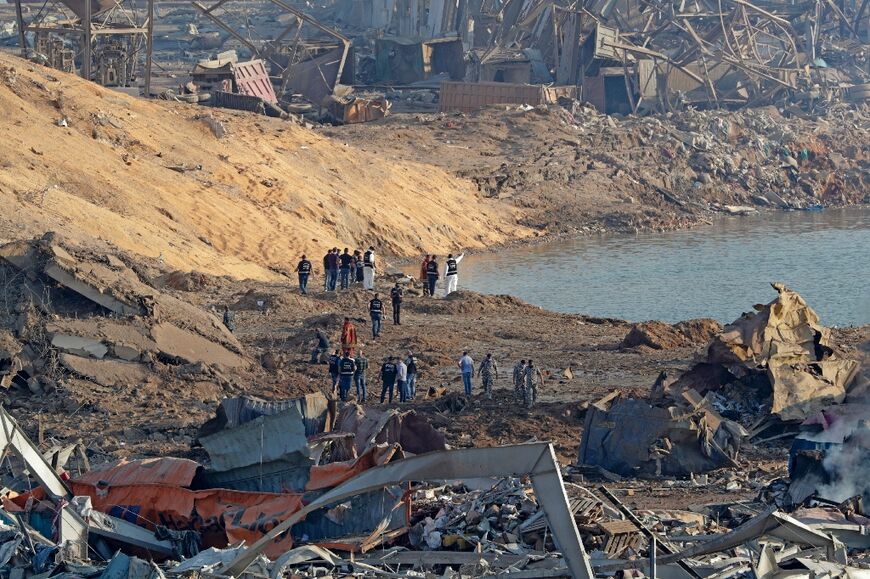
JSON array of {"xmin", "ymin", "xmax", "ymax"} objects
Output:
[{"xmin": 0, "ymin": 53, "xmax": 529, "ymax": 280}]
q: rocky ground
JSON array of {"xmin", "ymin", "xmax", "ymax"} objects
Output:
[
  {"xmin": 324, "ymin": 103, "xmax": 869, "ymax": 237},
  {"xmin": 1, "ymin": 239, "xmax": 865, "ymax": 511}
]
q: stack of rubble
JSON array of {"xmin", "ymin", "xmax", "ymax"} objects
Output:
[{"xmin": 0, "ymin": 234, "xmax": 247, "ymax": 396}]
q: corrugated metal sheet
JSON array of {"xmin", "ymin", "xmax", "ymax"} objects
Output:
[
  {"xmin": 200, "ymin": 457, "xmax": 312, "ymax": 493},
  {"xmin": 232, "ymin": 59, "xmax": 277, "ymax": 103},
  {"xmin": 292, "ymin": 486, "xmax": 408, "ymax": 543},
  {"xmin": 200, "ymin": 406, "xmax": 310, "ymax": 472},
  {"xmin": 218, "ymin": 393, "xmax": 331, "ymax": 436},
  {"xmin": 73, "ymin": 457, "xmax": 200, "ymax": 488},
  {"xmin": 439, "ymin": 81, "xmax": 577, "ymax": 113}
]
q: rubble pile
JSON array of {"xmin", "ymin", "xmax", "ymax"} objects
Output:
[
  {"xmin": 579, "ymin": 284, "xmax": 862, "ymax": 478},
  {"xmin": 672, "ymin": 283, "xmax": 861, "ymax": 432},
  {"xmin": 328, "ymin": 102, "xmax": 869, "ymax": 237},
  {"xmin": 0, "ymin": 235, "xmax": 248, "ymax": 397}
]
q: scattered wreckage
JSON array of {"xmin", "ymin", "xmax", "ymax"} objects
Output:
[{"xmin": 1, "ymin": 387, "xmax": 868, "ymax": 579}]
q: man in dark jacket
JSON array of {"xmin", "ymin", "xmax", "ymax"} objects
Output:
[
  {"xmin": 338, "ymin": 351, "xmax": 356, "ymax": 401},
  {"xmin": 390, "ymin": 283, "xmax": 403, "ymax": 325},
  {"xmin": 295, "ymin": 255, "xmax": 312, "ymax": 294},
  {"xmin": 339, "ymin": 248, "xmax": 353, "ymax": 290},
  {"xmin": 380, "ymin": 356, "xmax": 398, "ymax": 403},
  {"xmin": 328, "ymin": 349, "xmax": 341, "ymax": 393},
  {"xmin": 370, "ymin": 294, "xmax": 384, "ymax": 338},
  {"xmin": 426, "ymin": 256, "xmax": 439, "ymax": 297},
  {"xmin": 310, "ymin": 328, "xmax": 330, "ymax": 363}
]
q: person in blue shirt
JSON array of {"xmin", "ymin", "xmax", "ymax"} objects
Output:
[{"xmin": 457, "ymin": 351, "xmax": 474, "ymax": 396}]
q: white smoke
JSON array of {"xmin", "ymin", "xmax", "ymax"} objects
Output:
[{"xmin": 815, "ymin": 416, "xmax": 870, "ymax": 502}]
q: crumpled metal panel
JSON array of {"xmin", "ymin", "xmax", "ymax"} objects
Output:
[{"xmin": 74, "ymin": 457, "xmax": 200, "ymax": 488}]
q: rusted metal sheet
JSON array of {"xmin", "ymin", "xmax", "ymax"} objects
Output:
[
  {"xmin": 439, "ymin": 81, "xmax": 577, "ymax": 113},
  {"xmin": 232, "ymin": 59, "xmax": 277, "ymax": 103},
  {"xmin": 73, "ymin": 457, "xmax": 200, "ymax": 488}
]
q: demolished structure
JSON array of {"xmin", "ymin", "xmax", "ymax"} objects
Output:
[{"xmin": 579, "ymin": 283, "xmax": 862, "ymax": 479}]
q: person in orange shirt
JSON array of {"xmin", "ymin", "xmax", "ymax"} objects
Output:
[
  {"xmin": 340, "ymin": 317, "xmax": 357, "ymax": 356},
  {"xmin": 419, "ymin": 255, "xmax": 431, "ymax": 296}
]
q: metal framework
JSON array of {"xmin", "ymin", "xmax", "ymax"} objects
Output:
[{"xmin": 13, "ymin": 0, "xmax": 154, "ymax": 95}]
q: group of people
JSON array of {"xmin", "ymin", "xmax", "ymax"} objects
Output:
[
  {"xmin": 296, "ymin": 247, "xmax": 377, "ymax": 294},
  {"xmin": 456, "ymin": 353, "xmax": 543, "ymax": 407},
  {"xmin": 326, "ymin": 349, "xmax": 419, "ymax": 404},
  {"xmin": 419, "ymin": 253, "xmax": 465, "ymax": 297}
]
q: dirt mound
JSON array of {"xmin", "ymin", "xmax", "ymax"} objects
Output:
[
  {"xmin": 621, "ymin": 321, "xmax": 688, "ymax": 350},
  {"xmin": 408, "ymin": 291, "xmax": 529, "ymax": 316},
  {"xmin": 621, "ymin": 318, "xmax": 723, "ymax": 350},
  {"xmin": 674, "ymin": 318, "xmax": 723, "ymax": 344},
  {"xmin": 0, "ymin": 53, "xmax": 527, "ymax": 281}
]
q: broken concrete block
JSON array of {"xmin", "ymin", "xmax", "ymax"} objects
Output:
[
  {"xmin": 44, "ymin": 262, "xmax": 143, "ymax": 316},
  {"xmin": 59, "ymin": 353, "xmax": 149, "ymax": 387},
  {"xmin": 151, "ymin": 322, "xmax": 246, "ymax": 368},
  {"xmin": 51, "ymin": 334, "xmax": 109, "ymax": 359}
]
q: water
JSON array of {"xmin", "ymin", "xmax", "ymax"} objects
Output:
[{"xmin": 454, "ymin": 207, "xmax": 870, "ymax": 326}]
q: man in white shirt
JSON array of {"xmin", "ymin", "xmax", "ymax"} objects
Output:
[
  {"xmin": 363, "ymin": 246, "xmax": 376, "ymax": 290},
  {"xmin": 396, "ymin": 357, "xmax": 409, "ymax": 402},
  {"xmin": 444, "ymin": 252, "xmax": 465, "ymax": 297}
]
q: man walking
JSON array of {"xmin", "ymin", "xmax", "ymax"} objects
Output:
[
  {"xmin": 338, "ymin": 351, "xmax": 356, "ymax": 401},
  {"xmin": 444, "ymin": 253, "xmax": 465, "ymax": 297},
  {"xmin": 295, "ymin": 255, "xmax": 312, "ymax": 294},
  {"xmin": 380, "ymin": 356, "xmax": 398, "ymax": 403},
  {"xmin": 310, "ymin": 328, "xmax": 330, "ymax": 363},
  {"xmin": 458, "ymin": 351, "xmax": 474, "ymax": 396},
  {"xmin": 419, "ymin": 255, "xmax": 431, "ymax": 296},
  {"xmin": 390, "ymin": 282, "xmax": 403, "ymax": 325},
  {"xmin": 369, "ymin": 294, "xmax": 384, "ymax": 338},
  {"xmin": 354, "ymin": 350, "xmax": 368, "ymax": 402},
  {"xmin": 426, "ymin": 256, "xmax": 439, "ymax": 298},
  {"xmin": 363, "ymin": 246, "xmax": 376, "ymax": 290},
  {"xmin": 339, "ymin": 248, "xmax": 353, "ymax": 290},
  {"xmin": 328, "ymin": 349, "xmax": 341, "ymax": 393},
  {"xmin": 523, "ymin": 360, "xmax": 544, "ymax": 409},
  {"xmin": 406, "ymin": 352, "xmax": 418, "ymax": 399},
  {"xmin": 512, "ymin": 360, "xmax": 527, "ymax": 401},
  {"xmin": 396, "ymin": 356, "xmax": 408, "ymax": 402},
  {"xmin": 478, "ymin": 353, "xmax": 498, "ymax": 399}
]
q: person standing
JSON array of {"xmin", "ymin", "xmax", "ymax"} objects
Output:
[
  {"xmin": 222, "ymin": 306, "xmax": 236, "ymax": 333},
  {"xmin": 523, "ymin": 360, "xmax": 544, "ymax": 409},
  {"xmin": 478, "ymin": 353, "xmax": 498, "ymax": 400},
  {"xmin": 419, "ymin": 255, "xmax": 431, "ymax": 296},
  {"xmin": 390, "ymin": 283, "xmax": 403, "ymax": 325},
  {"xmin": 328, "ymin": 349, "xmax": 341, "ymax": 393},
  {"xmin": 295, "ymin": 255, "xmax": 312, "ymax": 295},
  {"xmin": 339, "ymin": 248, "xmax": 353, "ymax": 290},
  {"xmin": 396, "ymin": 356, "xmax": 408, "ymax": 402},
  {"xmin": 444, "ymin": 253, "xmax": 465, "ymax": 297},
  {"xmin": 338, "ymin": 351, "xmax": 356, "ymax": 401},
  {"xmin": 369, "ymin": 294, "xmax": 384, "ymax": 338},
  {"xmin": 458, "ymin": 351, "xmax": 474, "ymax": 396},
  {"xmin": 406, "ymin": 352, "xmax": 418, "ymax": 399},
  {"xmin": 322, "ymin": 250, "xmax": 331, "ymax": 291},
  {"xmin": 363, "ymin": 246, "xmax": 376, "ymax": 290},
  {"xmin": 310, "ymin": 328, "xmax": 330, "ymax": 363},
  {"xmin": 512, "ymin": 360, "xmax": 527, "ymax": 401},
  {"xmin": 426, "ymin": 256, "xmax": 439, "ymax": 298},
  {"xmin": 354, "ymin": 350, "xmax": 368, "ymax": 402},
  {"xmin": 331, "ymin": 248, "xmax": 341, "ymax": 291},
  {"xmin": 355, "ymin": 250, "xmax": 365, "ymax": 284},
  {"xmin": 340, "ymin": 317, "xmax": 357, "ymax": 357},
  {"xmin": 380, "ymin": 356, "xmax": 398, "ymax": 403}
]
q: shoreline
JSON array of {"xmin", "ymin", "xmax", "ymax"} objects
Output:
[{"xmin": 385, "ymin": 202, "xmax": 870, "ymax": 268}]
